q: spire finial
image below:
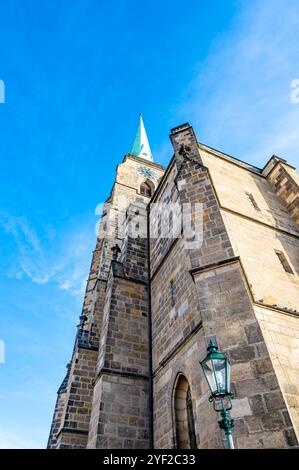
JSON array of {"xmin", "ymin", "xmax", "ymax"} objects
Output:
[{"xmin": 129, "ymin": 114, "xmax": 153, "ymax": 161}]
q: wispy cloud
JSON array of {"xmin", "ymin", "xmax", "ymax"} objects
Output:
[
  {"xmin": 176, "ymin": 0, "xmax": 299, "ymax": 168},
  {"xmin": 0, "ymin": 211, "xmax": 95, "ymax": 298},
  {"xmin": 0, "ymin": 431, "xmax": 40, "ymax": 449},
  {"xmin": 0, "ymin": 429, "xmax": 47, "ymax": 449}
]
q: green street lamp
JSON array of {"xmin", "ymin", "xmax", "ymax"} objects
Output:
[{"xmin": 200, "ymin": 340, "xmax": 235, "ymax": 449}]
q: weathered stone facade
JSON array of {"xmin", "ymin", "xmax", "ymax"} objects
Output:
[{"xmin": 48, "ymin": 121, "xmax": 299, "ymax": 449}]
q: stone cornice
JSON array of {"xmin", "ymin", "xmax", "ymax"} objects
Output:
[
  {"xmin": 153, "ymin": 321, "xmax": 202, "ymax": 377},
  {"xmin": 93, "ymin": 367, "xmax": 148, "ymax": 387}
]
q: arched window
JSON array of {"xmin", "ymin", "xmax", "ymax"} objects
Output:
[
  {"xmin": 173, "ymin": 375, "xmax": 197, "ymax": 449},
  {"xmin": 170, "ymin": 279, "xmax": 175, "ymax": 307},
  {"xmin": 169, "ymin": 210, "xmax": 173, "ymax": 235},
  {"xmin": 140, "ymin": 181, "xmax": 152, "ymax": 197}
]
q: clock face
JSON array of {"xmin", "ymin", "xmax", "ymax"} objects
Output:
[{"xmin": 137, "ymin": 166, "xmax": 156, "ymax": 180}]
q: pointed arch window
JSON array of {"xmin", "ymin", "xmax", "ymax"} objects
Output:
[
  {"xmin": 140, "ymin": 181, "xmax": 152, "ymax": 197},
  {"xmin": 173, "ymin": 375, "xmax": 197, "ymax": 449},
  {"xmin": 170, "ymin": 279, "xmax": 175, "ymax": 307},
  {"xmin": 275, "ymin": 250, "xmax": 294, "ymax": 274},
  {"xmin": 246, "ymin": 191, "xmax": 260, "ymax": 211}
]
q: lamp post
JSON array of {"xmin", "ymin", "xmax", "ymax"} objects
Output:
[{"xmin": 200, "ymin": 340, "xmax": 235, "ymax": 449}]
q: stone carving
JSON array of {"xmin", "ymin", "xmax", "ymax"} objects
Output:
[
  {"xmin": 111, "ymin": 243, "xmax": 121, "ymax": 261},
  {"xmin": 179, "ymin": 143, "xmax": 191, "ymax": 158}
]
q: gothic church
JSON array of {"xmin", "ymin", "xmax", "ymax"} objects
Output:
[{"xmin": 48, "ymin": 116, "xmax": 299, "ymax": 449}]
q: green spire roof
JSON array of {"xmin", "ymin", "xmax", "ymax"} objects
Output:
[{"xmin": 129, "ymin": 113, "xmax": 153, "ymax": 161}]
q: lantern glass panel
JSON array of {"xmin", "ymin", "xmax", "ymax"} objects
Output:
[
  {"xmin": 213, "ymin": 358, "xmax": 226, "ymax": 394},
  {"xmin": 202, "ymin": 359, "xmax": 217, "ymax": 395}
]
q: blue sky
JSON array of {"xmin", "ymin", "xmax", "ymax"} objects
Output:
[{"xmin": 0, "ymin": 0, "xmax": 298, "ymax": 448}]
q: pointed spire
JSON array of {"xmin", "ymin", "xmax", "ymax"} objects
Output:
[{"xmin": 129, "ymin": 113, "xmax": 153, "ymax": 161}]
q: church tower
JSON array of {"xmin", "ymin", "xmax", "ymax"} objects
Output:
[
  {"xmin": 48, "ymin": 118, "xmax": 299, "ymax": 449},
  {"xmin": 47, "ymin": 115, "xmax": 164, "ymax": 449}
]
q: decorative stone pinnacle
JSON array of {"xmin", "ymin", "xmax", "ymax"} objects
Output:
[
  {"xmin": 111, "ymin": 243, "xmax": 121, "ymax": 261},
  {"xmin": 78, "ymin": 314, "xmax": 88, "ymax": 328},
  {"xmin": 179, "ymin": 143, "xmax": 191, "ymax": 158}
]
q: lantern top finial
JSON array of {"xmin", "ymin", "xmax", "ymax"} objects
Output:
[{"xmin": 207, "ymin": 340, "xmax": 218, "ymax": 353}]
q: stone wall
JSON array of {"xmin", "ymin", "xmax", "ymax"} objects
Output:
[
  {"xmin": 85, "ymin": 155, "xmax": 163, "ymax": 449},
  {"xmin": 222, "ymin": 211, "xmax": 299, "ymax": 310},
  {"xmin": 198, "ymin": 143, "xmax": 299, "ymax": 445},
  {"xmin": 88, "ymin": 373, "xmax": 149, "ymax": 448},
  {"xmin": 150, "ymin": 124, "xmax": 235, "ymax": 448},
  {"xmin": 87, "ymin": 247, "xmax": 149, "ymax": 448},
  {"xmin": 264, "ymin": 157, "xmax": 299, "ymax": 225},
  {"xmin": 192, "ymin": 260, "xmax": 296, "ymax": 448},
  {"xmin": 255, "ymin": 305, "xmax": 299, "ymax": 441},
  {"xmin": 150, "ymin": 124, "xmax": 298, "ymax": 448},
  {"xmin": 200, "ymin": 147, "xmax": 299, "ymax": 235},
  {"xmin": 153, "ymin": 329, "xmax": 208, "ymax": 448},
  {"xmin": 47, "ymin": 373, "xmax": 68, "ymax": 448}
]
